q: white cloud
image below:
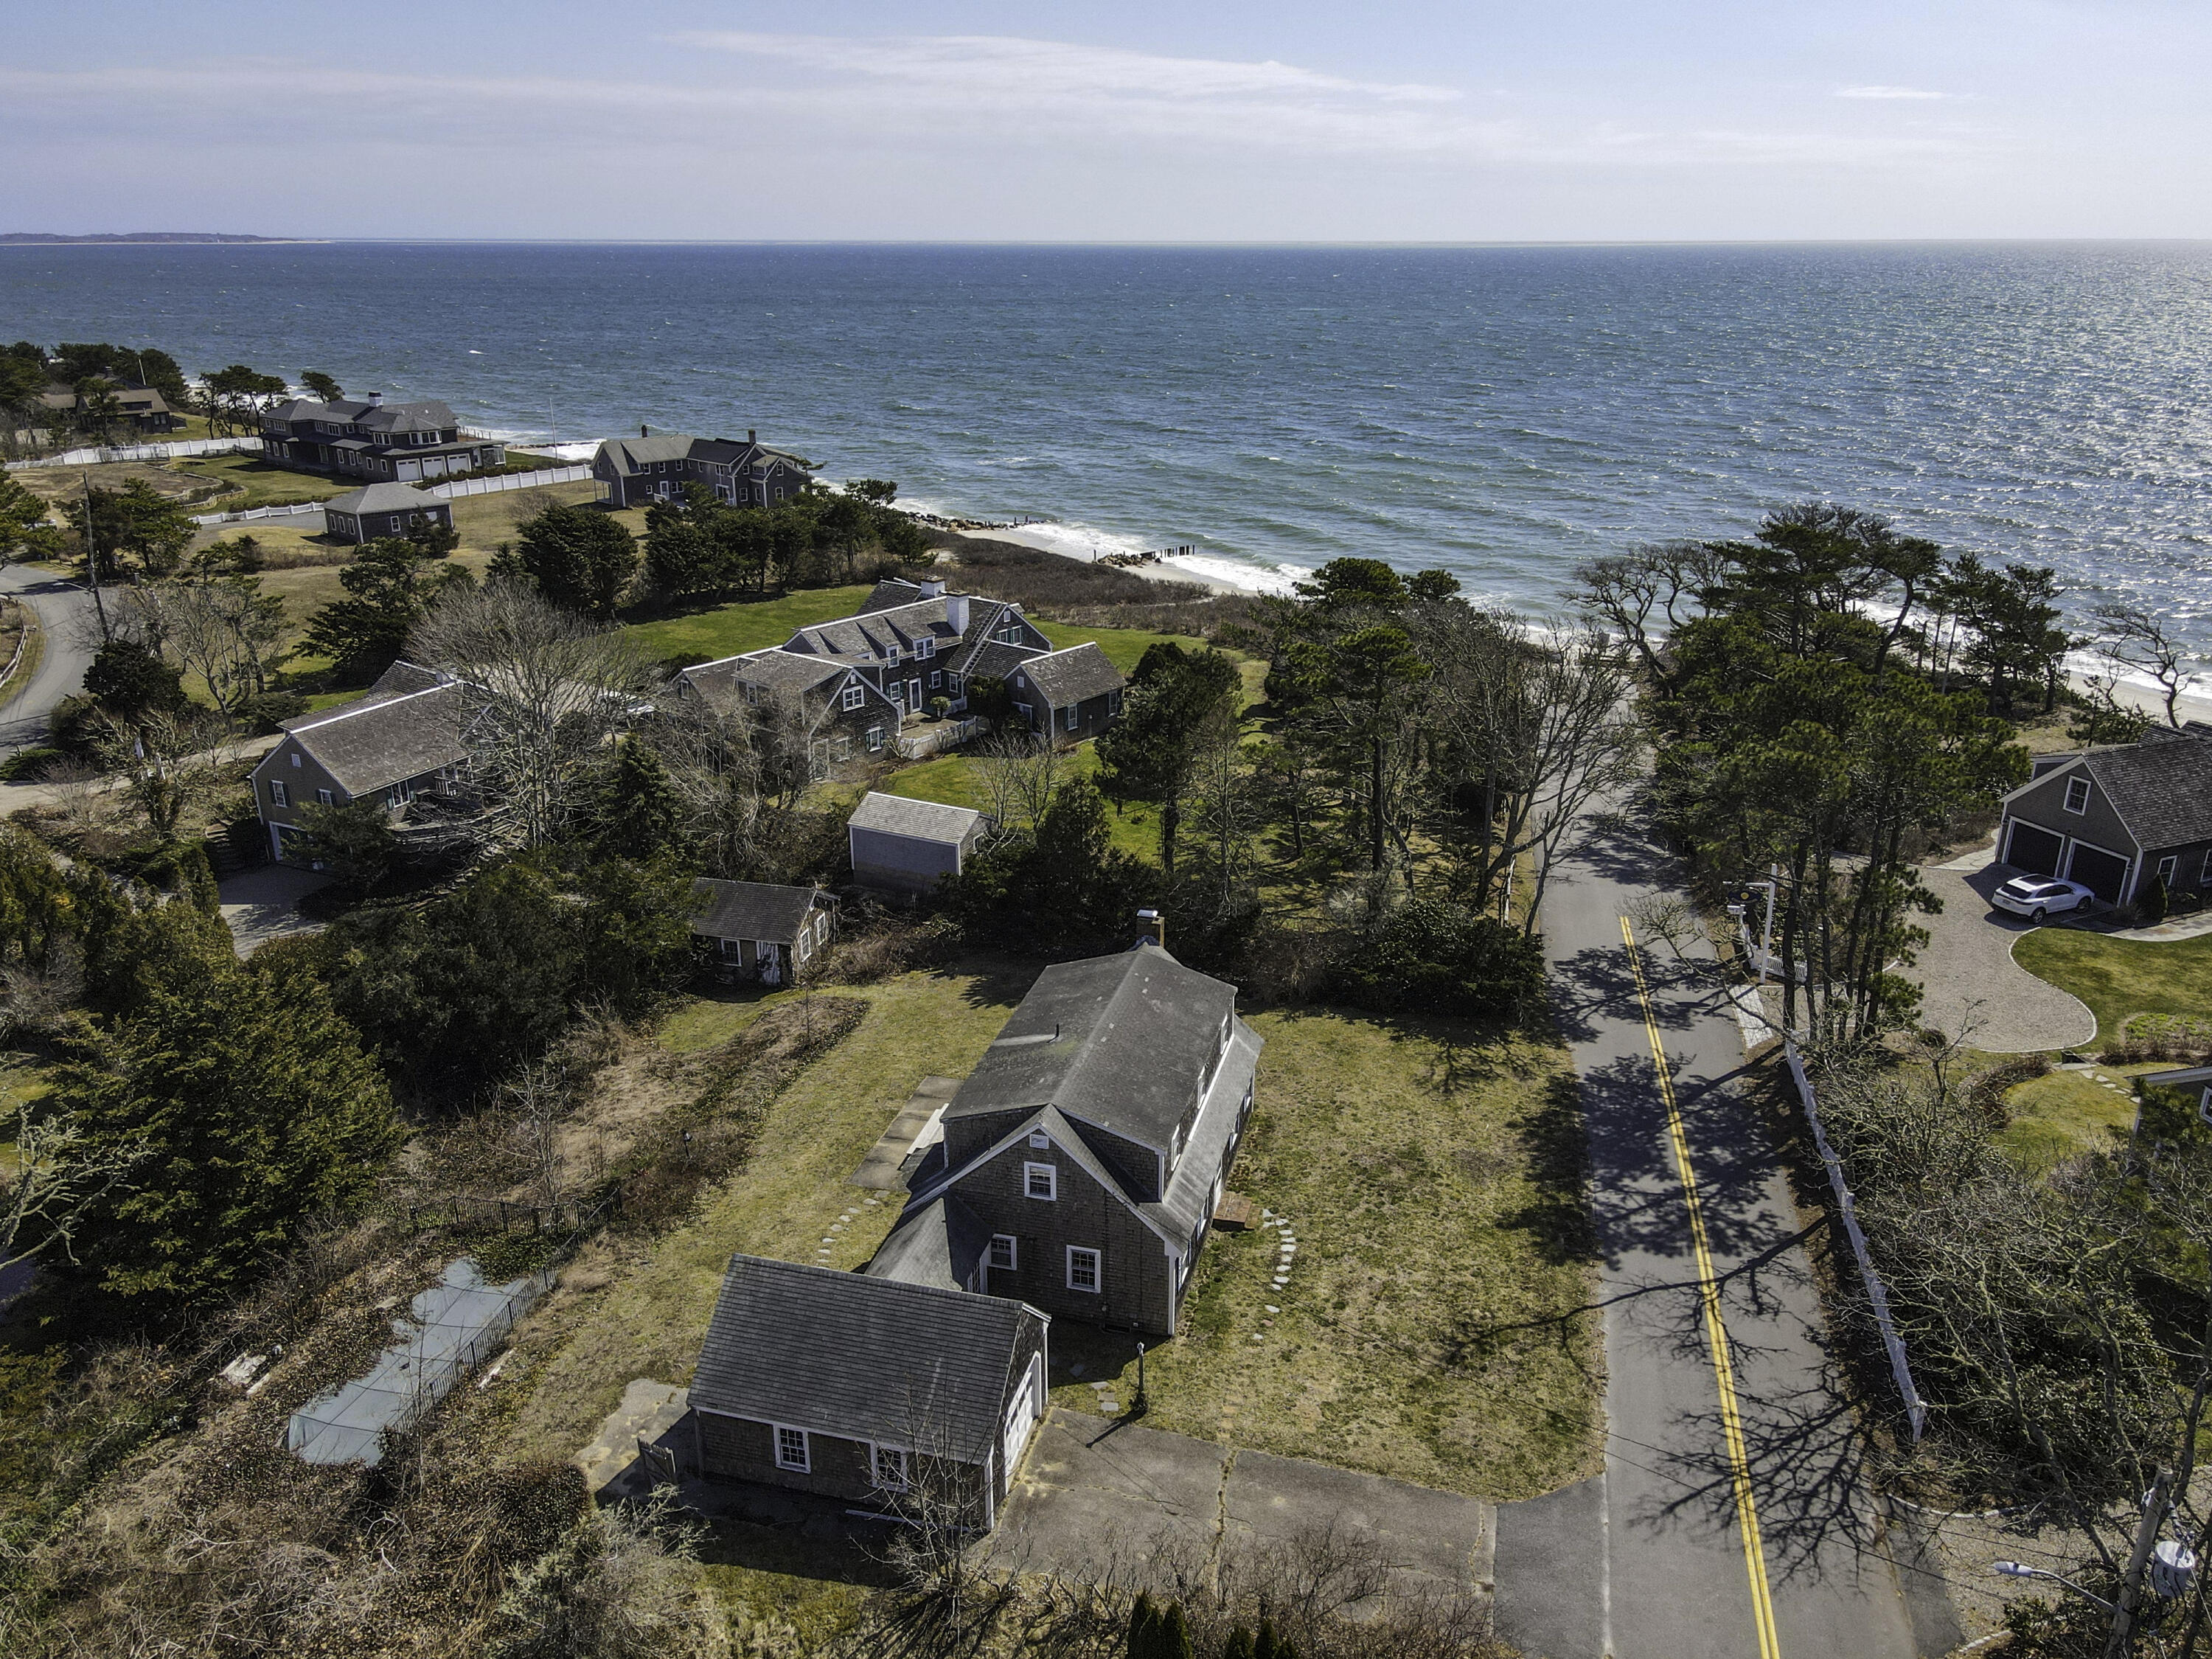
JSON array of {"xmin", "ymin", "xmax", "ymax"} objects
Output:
[{"xmin": 1836, "ymin": 85, "xmax": 1951, "ymax": 100}]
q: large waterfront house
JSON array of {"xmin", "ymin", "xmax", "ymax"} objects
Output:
[
  {"xmin": 1997, "ymin": 727, "xmax": 2212, "ymax": 905},
  {"xmin": 671, "ymin": 578, "xmax": 1125, "ymax": 773},
  {"xmin": 260, "ymin": 393, "xmax": 504, "ymax": 484},
  {"xmin": 39, "ymin": 381, "xmax": 180, "ymax": 434},
  {"xmin": 591, "ymin": 431, "xmax": 811, "ymax": 509},
  {"xmin": 248, "ymin": 662, "xmax": 471, "ymax": 864}
]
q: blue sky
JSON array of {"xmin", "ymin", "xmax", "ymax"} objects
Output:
[{"xmin": 4, "ymin": 0, "xmax": 2205, "ymax": 240}]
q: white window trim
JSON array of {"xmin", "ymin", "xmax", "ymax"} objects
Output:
[
  {"xmin": 1064, "ymin": 704, "xmax": 1079, "ymax": 731},
  {"xmin": 1023, "ymin": 1161, "xmax": 1057, "ymax": 1201},
  {"xmin": 872, "ymin": 1444, "xmax": 909, "ymax": 1490},
  {"xmin": 773, "ymin": 1423, "xmax": 810, "ymax": 1472},
  {"xmin": 317, "ymin": 788, "xmax": 335, "ymax": 806},
  {"xmin": 2157, "ymin": 855, "xmax": 2180, "ymax": 886},
  {"xmin": 990, "ymin": 1233, "xmax": 1018, "ymax": 1271},
  {"xmin": 1066, "ymin": 1245, "xmax": 1102, "ymax": 1293},
  {"xmin": 2063, "ymin": 776, "xmax": 2090, "ymax": 815},
  {"xmin": 841, "ymin": 684, "xmax": 865, "ymax": 711}
]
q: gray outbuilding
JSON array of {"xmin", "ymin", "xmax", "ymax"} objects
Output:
[
  {"xmin": 848, "ymin": 791, "xmax": 990, "ymax": 897},
  {"xmin": 322, "ymin": 481, "xmax": 454, "ymax": 545}
]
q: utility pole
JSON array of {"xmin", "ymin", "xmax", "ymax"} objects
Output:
[{"xmin": 2110, "ymin": 1467, "xmax": 2176, "ymax": 1658}]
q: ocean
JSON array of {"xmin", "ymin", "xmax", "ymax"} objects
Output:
[{"xmin": 5, "ymin": 240, "xmax": 2210, "ymax": 652}]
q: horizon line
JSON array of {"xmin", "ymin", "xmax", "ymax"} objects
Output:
[{"xmin": 8, "ymin": 234, "xmax": 2212, "ymax": 251}]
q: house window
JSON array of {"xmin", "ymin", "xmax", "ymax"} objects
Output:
[
  {"xmin": 947, "ymin": 673, "xmax": 964, "ymax": 696},
  {"xmin": 1066, "ymin": 1246, "xmax": 1102, "ymax": 1293},
  {"xmin": 268, "ymin": 779, "xmax": 288, "ymax": 807},
  {"xmin": 866, "ymin": 726, "xmax": 885, "ymax": 754},
  {"xmin": 989, "ymin": 1234, "xmax": 1018, "ymax": 1271},
  {"xmin": 1023, "ymin": 1162, "xmax": 1057, "ymax": 1201},
  {"xmin": 290, "ymin": 752, "xmax": 302, "ymax": 768},
  {"xmin": 2158, "ymin": 855, "xmax": 2180, "ymax": 888},
  {"xmin": 872, "ymin": 1445, "xmax": 908, "ymax": 1490},
  {"xmin": 835, "ymin": 736, "xmax": 853, "ymax": 759},
  {"xmin": 774, "ymin": 1425, "xmax": 810, "ymax": 1472},
  {"xmin": 929, "ymin": 671, "xmax": 942, "ymax": 690},
  {"xmin": 1064, "ymin": 705, "xmax": 1079, "ymax": 731},
  {"xmin": 841, "ymin": 684, "xmax": 865, "ymax": 711},
  {"xmin": 2063, "ymin": 776, "xmax": 2090, "ymax": 814},
  {"xmin": 917, "ymin": 637, "xmax": 934, "ymax": 659},
  {"xmin": 316, "ymin": 788, "xmax": 334, "ymax": 806},
  {"xmin": 1014, "ymin": 703, "xmax": 1032, "ymax": 723}
]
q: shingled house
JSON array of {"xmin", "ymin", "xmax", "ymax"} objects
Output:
[
  {"xmin": 321, "ymin": 481, "xmax": 454, "ymax": 545},
  {"xmin": 872, "ymin": 944, "xmax": 1262, "ymax": 1338},
  {"xmin": 690, "ymin": 1254, "xmax": 1048, "ymax": 1525},
  {"xmin": 1997, "ymin": 729, "xmax": 2212, "ymax": 904},
  {"xmin": 261, "ymin": 392, "xmax": 504, "ymax": 482},
  {"xmin": 591, "ymin": 431, "xmax": 810, "ymax": 509},
  {"xmin": 689, "ymin": 878, "xmax": 836, "ymax": 984},
  {"xmin": 675, "ymin": 577, "xmax": 1124, "ymax": 754},
  {"xmin": 672, "ymin": 648, "xmax": 905, "ymax": 776},
  {"xmin": 248, "ymin": 663, "xmax": 470, "ymax": 863}
]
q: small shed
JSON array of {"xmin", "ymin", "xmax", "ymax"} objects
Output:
[
  {"xmin": 849, "ymin": 792, "xmax": 990, "ymax": 897},
  {"xmin": 323, "ymin": 481, "xmax": 454, "ymax": 545},
  {"xmin": 689, "ymin": 1253, "xmax": 1048, "ymax": 1526},
  {"xmin": 689, "ymin": 878, "xmax": 834, "ymax": 984}
]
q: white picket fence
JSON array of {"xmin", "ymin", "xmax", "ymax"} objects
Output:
[
  {"xmin": 190, "ymin": 500, "xmax": 327, "ymax": 528},
  {"xmin": 425, "ymin": 463, "xmax": 592, "ymax": 498},
  {"xmin": 6, "ymin": 435, "xmax": 262, "ymax": 470}
]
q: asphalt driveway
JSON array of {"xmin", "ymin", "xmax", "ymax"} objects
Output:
[
  {"xmin": 994, "ymin": 1407, "xmax": 1493, "ymax": 1606},
  {"xmin": 218, "ymin": 863, "xmax": 331, "ymax": 955},
  {"xmin": 1913, "ymin": 860, "xmax": 2096, "ymax": 1053}
]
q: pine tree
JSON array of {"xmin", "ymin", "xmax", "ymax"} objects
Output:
[
  {"xmin": 515, "ymin": 502, "xmax": 639, "ymax": 619},
  {"xmin": 58, "ymin": 945, "xmax": 401, "ymax": 1306},
  {"xmin": 599, "ymin": 740, "xmax": 683, "ymax": 861},
  {"xmin": 1255, "ymin": 1617, "xmax": 1295, "ymax": 1659},
  {"xmin": 1126, "ymin": 1591, "xmax": 1157, "ymax": 1658},
  {"xmin": 1156, "ymin": 1602, "xmax": 1194, "ymax": 1659},
  {"xmin": 1221, "ymin": 1627, "xmax": 1258, "ymax": 1659}
]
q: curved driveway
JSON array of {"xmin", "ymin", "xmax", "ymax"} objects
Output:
[
  {"xmin": 0, "ymin": 563, "xmax": 97, "ymax": 754},
  {"xmin": 1913, "ymin": 863, "xmax": 2096, "ymax": 1054}
]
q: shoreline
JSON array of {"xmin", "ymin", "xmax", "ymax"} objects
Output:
[{"xmin": 953, "ymin": 521, "xmax": 1293, "ymax": 597}]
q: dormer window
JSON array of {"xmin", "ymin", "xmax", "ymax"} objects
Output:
[{"xmin": 917, "ymin": 637, "xmax": 934, "ymax": 659}]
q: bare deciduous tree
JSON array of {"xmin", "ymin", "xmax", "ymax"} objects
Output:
[
  {"xmin": 410, "ymin": 581, "xmax": 654, "ymax": 850},
  {"xmin": 968, "ymin": 728, "xmax": 1063, "ymax": 838},
  {"xmin": 2092, "ymin": 600, "xmax": 2191, "ymax": 730}
]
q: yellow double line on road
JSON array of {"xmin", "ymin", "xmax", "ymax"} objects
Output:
[{"xmin": 1621, "ymin": 916, "xmax": 1782, "ymax": 1659}]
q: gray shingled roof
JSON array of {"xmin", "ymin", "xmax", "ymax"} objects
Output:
[
  {"xmin": 865, "ymin": 1193, "xmax": 990, "ymax": 1292},
  {"xmin": 954, "ymin": 639, "xmax": 1040, "ymax": 683},
  {"xmin": 679, "ymin": 649, "xmax": 852, "ymax": 701},
  {"xmin": 692, "ymin": 1253, "xmax": 1042, "ymax": 1455},
  {"xmin": 784, "ymin": 599, "xmax": 964, "ymax": 667},
  {"xmin": 859, "ymin": 578, "xmax": 933, "ymax": 614},
  {"xmin": 1011, "ymin": 644, "xmax": 1124, "ymax": 707},
  {"xmin": 945, "ymin": 946, "xmax": 1238, "ymax": 1155},
  {"xmin": 849, "ymin": 791, "xmax": 983, "ymax": 844},
  {"xmin": 690, "ymin": 878, "xmax": 817, "ymax": 946},
  {"xmin": 2078, "ymin": 742, "xmax": 2212, "ymax": 851},
  {"xmin": 596, "ymin": 434, "xmax": 809, "ymax": 476},
  {"xmin": 324, "ymin": 481, "xmax": 444, "ymax": 517},
  {"xmin": 277, "ymin": 685, "xmax": 468, "ymax": 796}
]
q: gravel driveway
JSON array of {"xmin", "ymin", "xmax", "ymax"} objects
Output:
[{"xmin": 1913, "ymin": 862, "xmax": 2096, "ymax": 1054}]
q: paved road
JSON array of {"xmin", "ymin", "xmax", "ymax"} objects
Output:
[
  {"xmin": 0, "ymin": 563, "xmax": 97, "ymax": 754},
  {"xmin": 1493, "ymin": 803, "xmax": 1946, "ymax": 1659}
]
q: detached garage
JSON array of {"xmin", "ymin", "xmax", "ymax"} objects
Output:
[
  {"xmin": 1995, "ymin": 734, "xmax": 2212, "ymax": 906},
  {"xmin": 848, "ymin": 792, "xmax": 990, "ymax": 897}
]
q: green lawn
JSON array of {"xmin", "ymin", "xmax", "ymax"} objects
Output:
[
  {"xmin": 620, "ymin": 587, "xmax": 876, "ymax": 665},
  {"xmin": 2013, "ymin": 929, "xmax": 2212, "ymax": 1045},
  {"xmin": 1998, "ymin": 1063, "xmax": 2152, "ymax": 1169},
  {"xmin": 869, "ymin": 742, "xmax": 1164, "ymax": 862},
  {"xmin": 1034, "ymin": 618, "xmax": 1202, "ymax": 675},
  {"xmin": 170, "ymin": 453, "xmax": 349, "ymax": 510},
  {"xmin": 1050, "ymin": 1007, "xmax": 1604, "ymax": 1503}
]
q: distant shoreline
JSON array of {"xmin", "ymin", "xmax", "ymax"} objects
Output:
[{"xmin": 0, "ymin": 234, "xmax": 316, "ymax": 246}]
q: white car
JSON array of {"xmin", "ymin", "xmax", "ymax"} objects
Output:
[{"xmin": 1991, "ymin": 875, "xmax": 2094, "ymax": 922}]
